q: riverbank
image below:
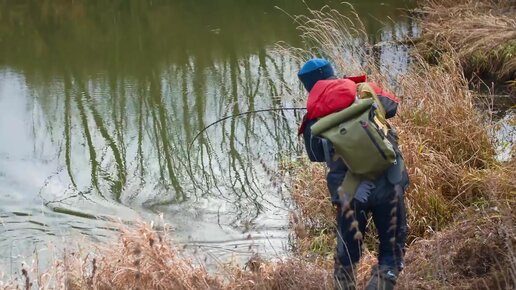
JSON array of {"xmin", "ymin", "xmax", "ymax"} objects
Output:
[
  {"xmin": 288, "ymin": 2, "xmax": 515, "ymax": 288},
  {"xmin": 288, "ymin": 48, "xmax": 515, "ymax": 290},
  {"xmin": 0, "ymin": 221, "xmax": 333, "ymax": 290},
  {"xmin": 287, "ymin": 2, "xmax": 515, "ymax": 289}
]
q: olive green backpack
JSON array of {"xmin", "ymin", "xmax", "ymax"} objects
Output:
[{"xmin": 310, "ymin": 84, "xmax": 397, "ymax": 187}]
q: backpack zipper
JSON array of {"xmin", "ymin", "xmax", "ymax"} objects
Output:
[{"xmin": 360, "ymin": 120, "xmax": 388, "ymax": 160}]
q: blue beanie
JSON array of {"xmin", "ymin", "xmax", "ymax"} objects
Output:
[{"xmin": 298, "ymin": 58, "xmax": 335, "ymax": 92}]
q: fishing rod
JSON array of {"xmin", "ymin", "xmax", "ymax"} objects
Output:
[{"xmin": 186, "ymin": 107, "xmax": 307, "ymax": 179}]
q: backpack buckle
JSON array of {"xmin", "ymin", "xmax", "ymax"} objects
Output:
[{"xmin": 338, "ymin": 123, "xmax": 347, "ymax": 135}]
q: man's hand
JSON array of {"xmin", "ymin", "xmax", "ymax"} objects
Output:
[{"xmin": 354, "ymin": 180, "xmax": 376, "ymax": 203}]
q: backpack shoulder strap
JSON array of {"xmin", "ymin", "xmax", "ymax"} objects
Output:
[
  {"xmin": 357, "ymin": 83, "xmax": 386, "ymax": 119},
  {"xmin": 356, "ymin": 83, "xmax": 389, "ymax": 133}
]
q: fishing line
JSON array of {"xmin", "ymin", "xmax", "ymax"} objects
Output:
[{"xmin": 186, "ymin": 107, "xmax": 306, "ymax": 179}]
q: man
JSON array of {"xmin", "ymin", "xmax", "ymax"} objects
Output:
[{"xmin": 297, "ymin": 58, "xmax": 409, "ymax": 290}]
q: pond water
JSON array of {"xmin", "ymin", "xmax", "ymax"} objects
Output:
[{"xmin": 0, "ymin": 0, "xmax": 416, "ymax": 273}]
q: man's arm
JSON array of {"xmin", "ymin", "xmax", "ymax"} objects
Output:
[
  {"xmin": 302, "ymin": 119, "xmax": 326, "ymax": 162},
  {"xmin": 378, "ymin": 95, "xmax": 398, "ymax": 119}
]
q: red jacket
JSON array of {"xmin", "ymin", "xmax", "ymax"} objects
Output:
[{"xmin": 298, "ymin": 75, "xmax": 399, "ymax": 135}]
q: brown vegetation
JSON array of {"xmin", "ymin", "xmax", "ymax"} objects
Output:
[
  {"xmin": 395, "ymin": 53, "xmax": 500, "ymax": 238},
  {"xmin": 285, "ymin": 3, "xmax": 516, "ymax": 289},
  {"xmin": 418, "ymin": 0, "xmax": 516, "ymax": 88},
  {"xmin": 287, "ymin": 159, "xmax": 334, "ymax": 257},
  {"xmin": 2, "ymin": 220, "xmax": 393, "ymax": 290},
  {"xmin": 2, "ymin": 223, "xmax": 223, "ymax": 290},
  {"xmin": 398, "ymin": 207, "xmax": 515, "ymax": 289},
  {"xmin": 0, "ymin": 222, "xmax": 336, "ymax": 290}
]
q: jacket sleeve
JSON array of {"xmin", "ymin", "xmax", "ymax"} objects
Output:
[
  {"xmin": 302, "ymin": 119, "xmax": 326, "ymax": 162},
  {"xmin": 378, "ymin": 95, "xmax": 398, "ymax": 119}
]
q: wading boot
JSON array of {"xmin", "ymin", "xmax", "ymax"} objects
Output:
[
  {"xmin": 365, "ymin": 265, "xmax": 398, "ymax": 290},
  {"xmin": 334, "ymin": 264, "xmax": 356, "ymax": 290}
]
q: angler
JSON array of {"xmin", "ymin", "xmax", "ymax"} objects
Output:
[{"xmin": 297, "ymin": 58, "xmax": 409, "ymax": 290}]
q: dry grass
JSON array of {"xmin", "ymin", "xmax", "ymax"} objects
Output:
[
  {"xmin": 398, "ymin": 207, "xmax": 516, "ymax": 290},
  {"xmin": 284, "ymin": 0, "xmax": 507, "ymax": 241},
  {"xmin": 1, "ymin": 221, "xmax": 388, "ymax": 290},
  {"xmin": 276, "ymin": 4, "xmax": 388, "ymax": 88},
  {"xmin": 224, "ymin": 254, "xmax": 332, "ymax": 290},
  {"xmin": 418, "ymin": 0, "xmax": 516, "ymax": 84},
  {"xmin": 5, "ymin": 222, "xmax": 225, "ymax": 290},
  {"xmin": 394, "ymin": 53, "xmax": 502, "ymax": 238},
  {"xmin": 286, "ymin": 158, "xmax": 335, "ymax": 257},
  {"xmin": 0, "ymin": 222, "xmax": 332, "ymax": 290}
]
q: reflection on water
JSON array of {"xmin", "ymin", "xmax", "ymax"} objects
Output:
[{"xmin": 0, "ymin": 0, "xmax": 416, "ymax": 272}]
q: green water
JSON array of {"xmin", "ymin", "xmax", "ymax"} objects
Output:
[{"xmin": 0, "ymin": 0, "xmax": 415, "ymax": 272}]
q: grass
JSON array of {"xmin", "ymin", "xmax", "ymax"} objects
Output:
[
  {"xmin": 1, "ymin": 220, "xmax": 389, "ymax": 290},
  {"xmin": 0, "ymin": 222, "xmax": 336, "ymax": 290},
  {"xmin": 286, "ymin": 158, "xmax": 335, "ymax": 257},
  {"xmin": 283, "ymin": 0, "xmax": 507, "ymax": 239},
  {"xmin": 398, "ymin": 207, "xmax": 515, "ymax": 289},
  {"xmin": 394, "ymin": 53, "xmax": 501, "ymax": 238}
]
